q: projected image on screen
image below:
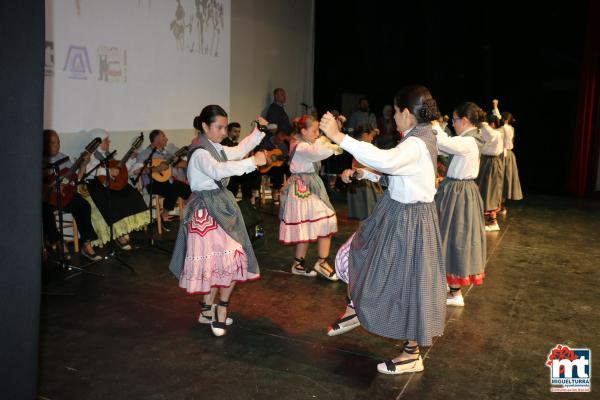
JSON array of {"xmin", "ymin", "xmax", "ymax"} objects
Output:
[{"xmin": 44, "ymin": 0, "xmax": 230, "ymax": 132}]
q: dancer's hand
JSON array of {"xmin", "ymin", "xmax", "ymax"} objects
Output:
[
  {"xmin": 257, "ymin": 116, "xmax": 269, "ymax": 127},
  {"xmin": 319, "ymin": 112, "xmax": 345, "ymax": 144},
  {"xmin": 492, "ymin": 99, "xmax": 499, "ymax": 107},
  {"xmin": 341, "ymin": 168, "xmax": 361, "ymax": 183},
  {"xmin": 253, "ymin": 151, "xmax": 267, "ymax": 166}
]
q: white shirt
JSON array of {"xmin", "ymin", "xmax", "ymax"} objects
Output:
[
  {"xmin": 433, "ymin": 125, "xmax": 480, "ymax": 180},
  {"xmin": 480, "ymin": 122, "xmax": 504, "ymax": 156},
  {"xmin": 503, "ymin": 124, "xmax": 514, "ymax": 150},
  {"xmin": 187, "ymin": 129, "xmax": 265, "ymax": 192},
  {"xmin": 341, "ymin": 134, "xmax": 436, "ymax": 204},
  {"xmin": 289, "ymin": 136, "xmax": 340, "ymax": 174}
]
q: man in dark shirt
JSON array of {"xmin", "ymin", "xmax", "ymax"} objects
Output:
[{"xmin": 263, "ymin": 88, "xmax": 293, "ymax": 134}]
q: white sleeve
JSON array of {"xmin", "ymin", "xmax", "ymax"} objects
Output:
[
  {"xmin": 481, "ymin": 123, "xmax": 502, "ymax": 144},
  {"xmin": 359, "ymin": 169, "xmax": 381, "ymax": 182},
  {"xmin": 189, "ymin": 148, "xmax": 257, "ymax": 180},
  {"xmin": 493, "ymin": 107, "xmax": 502, "ymax": 119},
  {"xmin": 340, "ymin": 135, "xmax": 420, "ymax": 175},
  {"xmin": 222, "ymin": 128, "xmax": 265, "ymax": 160},
  {"xmin": 434, "ymin": 126, "xmax": 473, "ymax": 155},
  {"xmin": 295, "ymin": 141, "xmax": 335, "ymax": 162}
]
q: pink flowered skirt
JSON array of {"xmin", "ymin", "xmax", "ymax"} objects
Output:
[{"xmin": 179, "ymin": 209, "xmax": 258, "ymax": 294}]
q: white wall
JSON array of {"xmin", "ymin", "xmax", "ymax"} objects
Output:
[
  {"xmin": 48, "ymin": 0, "xmax": 315, "ymax": 157},
  {"xmin": 229, "ymin": 0, "xmax": 315, "ymax": 135}
]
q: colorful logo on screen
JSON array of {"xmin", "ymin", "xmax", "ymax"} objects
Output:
[
  {"xmin": 63, "ymin": 45, "xmax": 92, "ymax": 80},
  {"xmin": 546, "ymin": 344, "xmax": 591, "ymax": 393},
  {"xmin": 97, "ymin": 46, "xmax": 127, "ymax": 83}
]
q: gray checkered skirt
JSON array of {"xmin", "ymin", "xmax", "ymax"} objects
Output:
[
  {"xmin": 476, "ymin": 155, "xmax": 504, "ymax": 211},
  {"xmin": 435, "ymin": 178, "xmax": 486, "ymax": 279},
  {"xmin": 502, "ymin": 150, "xmax": 523, "ymax": 200},
  {"xmin": 347, "ymin": 192, "xmax": 446, "ymax": 346}
]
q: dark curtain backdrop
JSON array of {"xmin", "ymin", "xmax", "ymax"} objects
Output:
[
  {"xmin": 0, "ymin": 1, "xmax": 44, "ymax": 399},
  {"xmin": 568, "ymin": 0, "xmax": 600, "ymax": 196}
]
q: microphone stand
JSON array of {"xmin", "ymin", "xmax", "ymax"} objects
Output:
[
  {"xmin": 98, "ymin": 151, "xmax": 136, "ymax": 273},
  {"xmin": 133, "ymin": 147, "xmax": 170, "ymax": 253},
  {"xmin": 47, "ymin": 162, "xmax": 104, "ymax": 280}
]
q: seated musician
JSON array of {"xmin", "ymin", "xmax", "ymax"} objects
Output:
[
  {"xmin": 84, "ymin": 129, "xmax": 150, "ymax": 250},
  {"xmin": 42, "ymin": 130, "xmax": 102, "ymax": 261},
  {"xmin": 131, "ymin": 129, "xmax": 191, "ymax": 222}
]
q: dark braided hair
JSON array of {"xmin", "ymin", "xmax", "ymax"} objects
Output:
[
  {"xmin": 193, "ymin": 105, "xmax": 228, "ymax": 133},
  {"xmin": 394, "ymin": 85, "xmax": 440, "ymax": 123},
  {"xmin": 455, "ymin": 102, "xmax": 486, "ymax": 128}
]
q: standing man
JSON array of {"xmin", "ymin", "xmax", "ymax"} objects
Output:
[
  {"xmin": 264, "ymin": 88, "xmax": 293, "ymax": 134},
  {"xmin": 348, "ymin": 97, "xmax": 377, "ymax": 132}
]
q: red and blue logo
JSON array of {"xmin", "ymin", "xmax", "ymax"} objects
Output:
[{"xmin": 546, "ymin": 344, "xmax": 591, "ymax": 392}]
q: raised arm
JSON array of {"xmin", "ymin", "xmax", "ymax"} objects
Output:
[{"xmin": 189, "ymin": 148, "xmax": 260, "ymax": 181}]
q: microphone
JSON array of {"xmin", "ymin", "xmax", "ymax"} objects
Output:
[
  {"xmin": 45, "ymin": 156, "xmax": 70, "ymax": 169},
  {"xmin": 300, "ymin": 102, "xmax": 309, "ymax": 108}
]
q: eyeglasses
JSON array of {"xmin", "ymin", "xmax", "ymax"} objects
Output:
[{"xmin": 452, "ymin": 117, "xmax": 461, "ymax": 124}]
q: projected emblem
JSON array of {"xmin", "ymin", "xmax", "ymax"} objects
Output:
[
  {"xmin": 97, "ymin": 46, "xmax": 128, "ymax": 83},
  {"xmin": 45, "ymin": 41, "xmax": 54, "ymax": 77},
  {"xmin": 63, "ymin": 45, "xmax": 92, "ymax": 80}
]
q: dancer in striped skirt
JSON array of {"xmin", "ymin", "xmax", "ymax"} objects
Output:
[
  {"xmin": 433, "ymin": 102, "xmax": 487, "ymax": 307},
  {"xmin": 320, "ymin": 85, "xmax": 446, "ymax": 375}
]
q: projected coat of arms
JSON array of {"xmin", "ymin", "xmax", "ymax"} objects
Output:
[
  {"xmin": 97, "ymin": 46, "xmax": 127, "ymax": 83},
  {"xmin": 63, "ymin": 45, "xmax": 92, "ymax": 80}
]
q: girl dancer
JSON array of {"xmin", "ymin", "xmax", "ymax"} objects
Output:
[
  {"xmin": 321, "ymin": 85, "xmax": 446, "ymax": 375},
  {"xmin": 279, "ymin": 115, "xmax": 342, "ymax": 281},
  {"xmin": 169, "ymin": 105, "xmax": 267, "ymax": 337},
  {"xmin": 346, "ymin": 127, "xmax": 384, "ymax": 220},
  {"xmin": 433, "ymin": 103, "xmax": 487, "ymax": 307},
  {"xmin": 500, "ymin": 111, "xmax": 523, "ymax": 208},
  {"xmin": 478, "ymin": 114, "xmax": 505, "ymax": 231}
]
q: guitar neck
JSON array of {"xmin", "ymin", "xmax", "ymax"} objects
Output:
[{"xmin": 120, "ymin": 148, "xmax": 135, "ymax": 166}]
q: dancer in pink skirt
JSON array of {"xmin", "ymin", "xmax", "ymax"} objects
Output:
[
  {"xmin": 279, "ymin": 115, "xmax": 343, "ymax": 281},
  {"xmin": 169, "ymin": 105, "xmax": 267, "ymax": 337}
]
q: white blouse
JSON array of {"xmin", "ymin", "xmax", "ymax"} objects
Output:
[
  {"xmin": 187, "ymin": 129, "xmax": 265, "ymax": 192},
  {"xmin": 341, "ymin": 133, "xmax": 436, "ymax": 204},
  {"xmin": 433, "ymin": 125, "xmax": 480, "ymax": 180},
  {"xmin": 289, "ymin": 136, "xmax": 341, "ymax": 174},
  {"xmin": 503, "ymin": 124, "xmax": 514, "ymax": 150},
  {"xmin": 480, "ymin": 122, "xmax": 504, "ymax": 156}
]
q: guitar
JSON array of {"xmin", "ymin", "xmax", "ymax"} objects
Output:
[
  {"xmin": 258, "ymin": 148, "xmax": 288, "ymax": 173},
  {"xmin": 151, "ymin": 146, "xmax": 189, "ymax": 183},
  {"xmin": 97, "ymin": 133, "xmax": 144, "ymax": 190},
  {"xmin": 44, "ymin": 137, "xmax": 102, "ymax": 207}
]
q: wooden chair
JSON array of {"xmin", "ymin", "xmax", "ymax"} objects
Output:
[
  {"xmin": 55, "ymin": 211, "xmax": 79, "ymax": 253},
  {"xmin": 152, "ymin": 195, "xmax": 185, "ymax": 235}
]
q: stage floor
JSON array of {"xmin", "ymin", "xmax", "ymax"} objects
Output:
[{"xmin": 39, "ymin": 195, "xmax": 599, "ymax": 400}]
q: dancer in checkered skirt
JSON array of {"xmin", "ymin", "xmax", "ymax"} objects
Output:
[
  {"xmin": 278, "ymin": 115, "xmax": 343, "ymax": 281},
  {"xmin": 433, "ymin": 102, "xmax": 487, "ymax": 307},
  {"xmin": 168, "ymin": 105, "xmax": 268, "ymax": 337},
  {"xmin": 320, "ymin": 85, "xmax": 446, "ymax": 375}
]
